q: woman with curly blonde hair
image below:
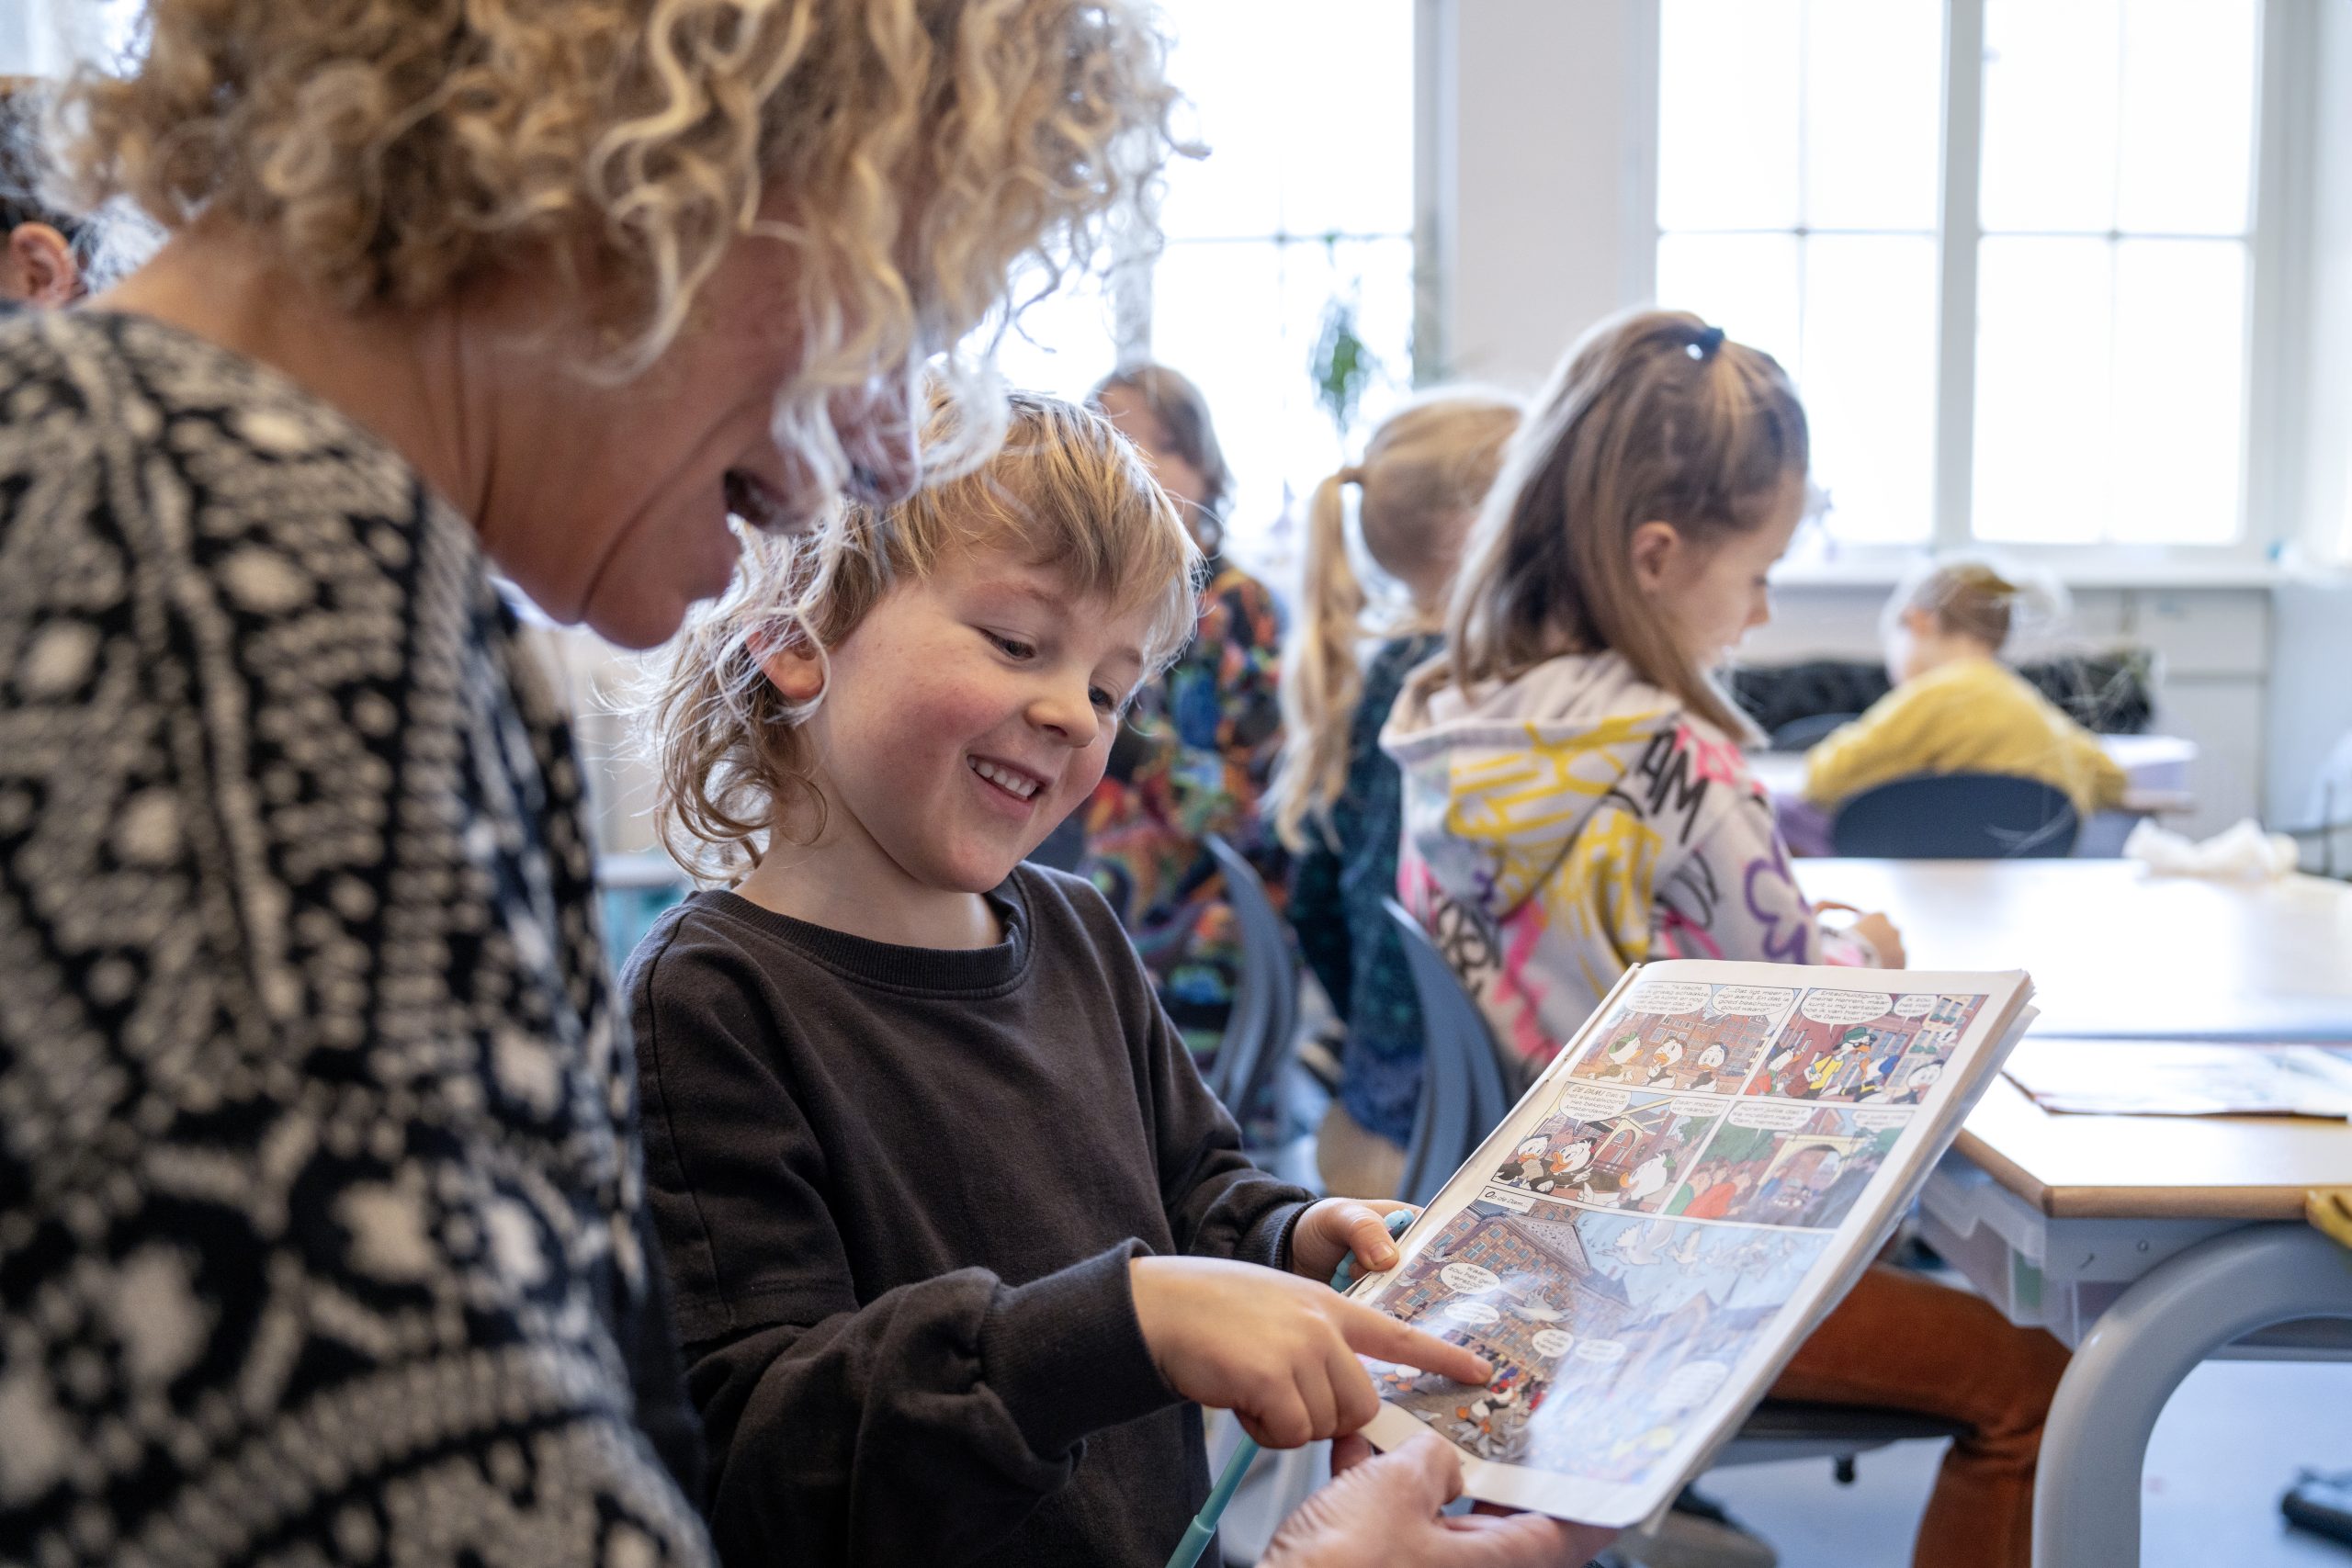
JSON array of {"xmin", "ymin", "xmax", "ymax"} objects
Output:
[{"xmin": 0, "ymin": 4, "xmax": 1179, "ymax": 1564}]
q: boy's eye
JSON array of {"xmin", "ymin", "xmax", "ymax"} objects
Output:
[
  {"xmin": 985, "ymin": 630, "xmax": 1037, "ymax": 660},
  {"xmin": 1091, "ymin": 686, "xmax": 1122, "ymax": 715}
]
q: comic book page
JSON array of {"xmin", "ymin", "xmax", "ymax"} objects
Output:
[{"xmin": 1348, "ymin": 958, "xmax": 2033, "ymax": 1527}]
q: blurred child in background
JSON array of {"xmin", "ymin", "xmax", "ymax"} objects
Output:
[
  {"xmin": 1082, "ymin": 364, "xmax": 1288, "ymax": 1059},
  {"xmin": 1268, "ymin": 389, "xmax": 1522, "ymax": 1198},
  {"xmin": 1802, "ymin": 560, "xmax": 2126, "ymax": 818}
]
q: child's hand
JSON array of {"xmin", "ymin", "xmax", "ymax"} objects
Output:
[
  {"xmin": 1850, "ymin": 910, "xmax": 1905, "ymax": 967},
  {"xmin": 1290, "ymin": 1197, "xmax": 1416, "ymax": 1285},
  {"xmin": 1128, "ymin": 1257, "xmax": 1491, "ymax": 1450}
]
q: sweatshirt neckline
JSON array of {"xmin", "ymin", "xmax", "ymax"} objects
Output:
[{"xmin": 693, "ymin": 874, "xmax": 1034, "ymax": 998}]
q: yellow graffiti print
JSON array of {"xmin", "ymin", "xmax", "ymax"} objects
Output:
[
  {"xmin": 1553, "ymin": 808, "xmax": 1663, "ymax": 998},
  {"xmin": 1442, "ymin": 715, "xmax": 1663, "ymax": 909}
]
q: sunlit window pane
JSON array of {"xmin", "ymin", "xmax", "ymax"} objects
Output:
[
  {"xmin": 1980, "ymin": 0, "xmax": 2121, "ymax": 233},
  {"xmin": 1158, "ymin": 0, "xmax": 1413, "ymax": 242},
  {"xmin": 989, "ymin": 257, "xmax": 1121, "ymax": 403},
  {"xmin": 1150, "ymin": 236, "xmax": 1414, "ymax": 539},
  {"xmin": 1802, "ymin": 237, "xmax": 1938, "ymax": 544},
  {"xmin": 2111, "ymin": 240, "xmax": 2245, "ymax": 544},
  {"xmin": 1656, "ymin": 233, "xmax": 1802, "ymax": 374},
  {"xmin": 1804, "ymin": 0, "xmax": 1943, "ymax": 231},
  {"xmin": 1973, "ymin": 238, "xmax": 2112, "ymax": 544},
  {"xmin": 1657, "ymin": 0, "xmax": 1801, "ymax": 231},
  {"xmin": 2117, "ymin": 0, "xmax": 2258, "ymax": 235}
]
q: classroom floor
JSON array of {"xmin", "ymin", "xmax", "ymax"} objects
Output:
[{"xmin": 1700, "ymin": 1359, "xmax": 2352, "ymax": 1568}]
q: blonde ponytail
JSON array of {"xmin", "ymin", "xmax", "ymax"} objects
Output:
[
  {"xmin": 1272, "ymin": 467, "xmax": 1373, "ymax": 850},
  {"xmin": 1269, "ymin": 389, "xmax": 1523, "ymax": 851}
]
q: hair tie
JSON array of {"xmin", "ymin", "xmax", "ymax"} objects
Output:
[{"xmin": 1690, "ymin": 325, "xmax": 1726, "ymax": 360}]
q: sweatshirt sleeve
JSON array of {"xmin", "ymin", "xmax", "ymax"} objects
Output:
[
  {"xmin": 1662, "ymin": 784, "xmax": 1881, "ymax": 970},
  {"xmin": 1069, "ymin": 886, "xmax": 1312, "ymax": 1268},
  {"xmin": 631, "ymin": 935, "xmax": 1180, "ymax": 1566},
  {"xmin": 1800, "ymin": 684, "xmax": 1935, "ymax": 809}
]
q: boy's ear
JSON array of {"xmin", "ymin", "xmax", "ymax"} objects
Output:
[
  {"xmin": 1629, "ymin": 520, "xmax": 1681, "ymax": 594},
  {"xmin": 751, "ymin": 626, "xmax": 827, "ymax": 703}
]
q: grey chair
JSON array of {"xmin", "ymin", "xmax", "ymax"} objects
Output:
[
  {"xmin": 1832, "ymin": 773, "xmax": 2080, "ymax": 859},
  {"xmin": 1377, "ymin": 898, "xmax": 1968, "ymax": 1476},
  {"xmin": 1383, "ymin": 898, "xmax": 1512, "ymax": 1208},
  {"xmin": 1769, "ymin": 710, "xmax": 1859, "ymax": 753},
  {"xmin": 1202, "ymin": 834, "xmax": 1300, "ymax": 1142}
]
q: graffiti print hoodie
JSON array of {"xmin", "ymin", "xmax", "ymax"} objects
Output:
[{"xmin": 1382, "ymin": 649, "xmax": 1878, "ymax": 1092}]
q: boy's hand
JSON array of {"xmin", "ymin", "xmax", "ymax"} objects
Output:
[
  {"xmin": 1290, "ymin": 1197, "xmax": 1416, "ymax": 1285},
  {"xmin": 1128, "ymin": 1257, "xmax": 1491, "ymax": 1450}
]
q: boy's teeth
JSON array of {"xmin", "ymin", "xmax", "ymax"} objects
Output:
[{"xmin": 971, "ymin": 759, "xmax": 1038, "ymax": 799}]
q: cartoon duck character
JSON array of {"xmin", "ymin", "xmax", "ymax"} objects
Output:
[
  {"xmin": 1597, "ymin": 1032, "xmax": 1645, "ymax": 1080},
  {"xmin": 1495, "ymin": 1134, "xmax": 1550, "ymax": 1188},
  {"xmin": 1644, "ymin": 1038, "xmax": 1686, "ymax": 1086}
]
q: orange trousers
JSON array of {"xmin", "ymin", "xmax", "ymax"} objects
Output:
[{"xmin": 1769, "ymin": 1264, "xmax": 2073, "ymax": 1568}]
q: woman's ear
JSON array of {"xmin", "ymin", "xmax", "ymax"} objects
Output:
[
  {"xmin": 752, "ymin": 626, "xmax": 826, "ymax": 703},
  {"xmin": 1629, "ymin": 520, "xmax": 1682, "ymax": 596}
]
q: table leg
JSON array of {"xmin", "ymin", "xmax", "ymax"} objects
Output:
[{"xmin": 2032, "ymin": 1223, "xmax": 2352, "ymax": 1568}]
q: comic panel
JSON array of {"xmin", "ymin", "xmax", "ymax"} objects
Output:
[
  {"xmin": 1367, "ymin": 1201, "xmax": 1829, "ymax": 1487},
  {"xmin": 1662, "ymin": 1102, "xmax": 1910, "ymax": 1229},
  {"xmin": 1487, "ymin": 1080, "xmax": 1728, "ymax": 1215},
  {"xmin": 1566, "ymin": 980, "xmax": 1797, "ymax": 1095},
  {"xmin": 1741, "ymin": 988, "xmax": 1988, "ymax": 1105}
]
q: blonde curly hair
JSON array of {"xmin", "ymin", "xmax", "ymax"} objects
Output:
[
  {"xmin": 60, "ymin": 0, "xmax": 1178, "ymax": 477},
  {"xmin": 642, "ymin": 387, "xmax": 1202, "ymax": 882}
]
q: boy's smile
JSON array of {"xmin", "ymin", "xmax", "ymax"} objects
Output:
[{"xmin": 741, "ymin": 544, "xmax": 1160, "ymax": 949}]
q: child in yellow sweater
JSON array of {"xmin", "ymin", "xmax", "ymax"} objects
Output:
[{"xmin": 1804, "ymin": 562, "xmax": 2128, "ymax": 817}]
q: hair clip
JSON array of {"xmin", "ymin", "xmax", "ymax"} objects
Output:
[{"xmin": 1689, "ymin": 325, "xmax": 1726, "ymax": 360}]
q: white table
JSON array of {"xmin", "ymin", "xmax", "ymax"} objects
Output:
[{"xmin": 1801, "ymin": 860, "xmax": 2352, "ymax": 1568}]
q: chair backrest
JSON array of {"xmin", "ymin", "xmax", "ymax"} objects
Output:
[
  {"xmin": 1383, "ymin": 899, "xmax": 1513, "ymax": 1205},
  {"xmin": 1769, "ymin": 711, "xmax": 1858, "ymax": 753},
  {"xmin": 1203, "ymin": 835, "xmax": 1300, "ymax": 1131},
  {"xmin": 1831, "ymin": 772, "xmax": 2081, "ymax": 859}
]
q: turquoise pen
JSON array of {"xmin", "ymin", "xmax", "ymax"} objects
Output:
[{"xmin": 1164, "ymin": 1209, "xmax": 1416, "ymax": 1568}]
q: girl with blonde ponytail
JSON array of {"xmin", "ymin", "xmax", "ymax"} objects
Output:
[{"xmin": 1271, "ymin": 390, "xmax": 1522, "ymax": 1198}]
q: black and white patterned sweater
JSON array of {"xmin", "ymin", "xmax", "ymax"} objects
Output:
[{"xmin": 0, "ymin": 310, "xmax": 713, "ymax": 1567}]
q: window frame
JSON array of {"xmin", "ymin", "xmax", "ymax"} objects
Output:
[{"xmin": 1639, "ymin": 0, "xmax": 2312, "ymax": 570}]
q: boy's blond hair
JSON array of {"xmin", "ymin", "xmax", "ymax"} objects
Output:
[
  {"xmin": 1268, "ymin": 389, "xmax": 1522, "ymax": 851},
  {"xmin": 644, "ymin": 388, "xmax": 1201, "ymax": 881},
  {"xmin": 1430, "ymin": 309, "xmax": 1809, "ymax": 739}
]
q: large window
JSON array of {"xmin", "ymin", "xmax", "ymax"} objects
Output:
[
  {"xmin": 1656, "ymin": 0, "xmax": 2267, "ymax": 554},
  {"xmin": 992, "ymin": 0, "xmax": 1419, "ymax": 557}
]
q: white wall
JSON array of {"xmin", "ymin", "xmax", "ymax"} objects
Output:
[{"xmin": 1438, "ymin": 0, "xmax": 1656, "ymax": 390}]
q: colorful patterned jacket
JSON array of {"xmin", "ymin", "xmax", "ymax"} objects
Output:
[
  {"xmin": 1080, "ymin": 558, "xmax": 1285, "ymax": 1055},
  {"xmin": 1383, "ymin": 649, "xmax": 1879, "ymax": 1095}
]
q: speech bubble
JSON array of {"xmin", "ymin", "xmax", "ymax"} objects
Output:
[
  {"xmin": 1892, "ymin": 994, "xmax": 1937, "ymax": 1019},
  {"xmin": 1659, "ymin": 1359, "xmax": 1730, "ymax": 1411},
  {"xmin": 1729, "ymin": 1100, "xmax": 1815, "ymax": 1131},
  {"xmin": 1713, "ymin": 986, "xmax": 1794, "ymax": 1018},
  {"xmin": 1669, "ymin": 1094, "xmax": 1727, "ymax": 1121},
  {"xmin": 1799, "ymin": 989, "xmax": 1895, "ymax": 1026},
  {"xmin": 1441, "ymin": 1262, "xmax": 1502, "ymax": 1295},
  {"xmin": 1444, "ymin": 1300, "xmax": 1501, "ymax": 1326},
  {"xmin": 1852, "ymin": 1107, "xmax": 1912, "ymax": 1133},
  {"xmin": 1557, "ymin": 1083, "xmax": 1631, "ymax": 1121},
  {"xmin": 1628, "ymin": 982, "xmax": 1708, "ymax": 1016},
  {"xmin": 1572, "ymin": 1338, "xmax": 1628, "ymax": 1365},
  {"xmin": 1530, "ymin": 1328, "xmax": 1577, "ymax": 1359},
  {"xmin": 1480, "ymin": 1185, "xmax": 1536, "ymax": 1214},
  {"xmin": 1904, "ymin": 1062, "xmax": 1945, "ymax": 1091}
]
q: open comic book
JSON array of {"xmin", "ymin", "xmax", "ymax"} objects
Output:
[{"xmin": 1345, "ymin": 958, "xmax": 2035, "ymax": 1527}]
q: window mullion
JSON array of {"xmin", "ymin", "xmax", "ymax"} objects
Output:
[{"xmin": 1932, "ymin": 0, "xmax": 1987, "ymax": 549}]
